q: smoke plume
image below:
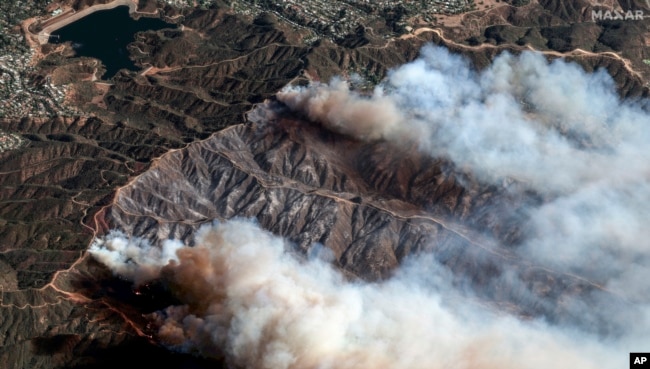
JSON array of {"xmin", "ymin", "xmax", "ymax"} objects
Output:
[
  {"xmin": 278, "ymin": 46, "xmax": 650, "ymax": 194},
  {"xmin": 90, "ymin": 219, "xmax": 621, "ymax": 369},
  {"xmin": 89, "ymin": 230, "xmax": 183, "ymax": 285},
  {"xmin": 89, "ymin": 45, "xmax": 650, "ymax": 368},
  {"xmin": 278, "ymin": 45, "xmax": 650, "ymax": 304}
]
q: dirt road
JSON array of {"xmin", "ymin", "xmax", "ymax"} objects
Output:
[{"xmin": 36, "ymin": 0, "xmax": 138, "ymax": 44}]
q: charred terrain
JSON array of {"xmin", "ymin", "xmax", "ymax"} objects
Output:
[{"xmin": 1, "ymin": 0, "xmax": 650, "ymax": 368}]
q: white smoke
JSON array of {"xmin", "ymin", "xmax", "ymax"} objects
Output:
[
  {"xmin": 89, "ymin": 230, "xmax": 183, "ymax": 285},
  {"xmin": 88, "ymin": 45, "xmax": 650, "ymax": 367},
  {"xmin": 278, "ymin": 46, "xmax": 650, "ymax": 194},
  {"xmin": 278, "ymin": 45, "xmax": 650, "ymax": 304},
  {"xmin": 90, "ymin": 219, "xmax": 621, "ymax": 369}
]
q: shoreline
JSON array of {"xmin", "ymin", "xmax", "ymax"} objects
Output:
[{"xmin": 35, "ymin": 0, "xmax": 146, "ymax": 45}]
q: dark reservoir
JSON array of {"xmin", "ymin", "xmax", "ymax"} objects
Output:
[{"xmin": 50, "ymin": 6, "xmax": 173, "ymax": 79}]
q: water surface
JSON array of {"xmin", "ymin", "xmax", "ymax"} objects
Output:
[{"xmin": 51, "ymin": 6, "xmax": 173, "ymax": 79}]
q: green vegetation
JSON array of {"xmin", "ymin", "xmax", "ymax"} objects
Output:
[
  {"xmin": 0, "ymin": 0, "xmax": 49, "ymax": 52},
  {"xmin": 183, "ymin": 0, "xmax": 476, "ymax": 41},
  {"xmin": 0, "ymin": 0, "xmax": 76, "ymax": 118}
]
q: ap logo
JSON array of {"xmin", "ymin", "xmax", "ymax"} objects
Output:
[{"xmin": 630, "ymin": 353, "xmax": 650, "ymax": 368}]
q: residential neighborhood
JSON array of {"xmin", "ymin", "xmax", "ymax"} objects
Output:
[
  {"xmin": 0, "ymin": 0, "xmax": 77, "ymax": 119},
  {"xmin": 0, "ymin": 51, "xmax": 75, "ymax": 118},
  {"xmin": 0, "ymin": 129, "xmax": 25, "ymax": 153},
  {"xmin": 0, "ymin": 0, "xmax": 477, "ymax": 120},
  {"xmin": 227, "ymin": 0, "xmax": 475, "ymax": 37},
  {"xmin": 164, "ymin": 0, "xmax": 475, "ymax": 39}
]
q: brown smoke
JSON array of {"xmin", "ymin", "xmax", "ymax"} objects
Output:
[
  {"xmin": 91, "ymin": 220, "xmax": 617, "ymax": 369},
  {"xmin": 89, "ymin": 45, "xmax": 650, "ymax": 368},
  {"xmin": 277, "ymin": 78, "xmax": 406, "ymax": 141}
]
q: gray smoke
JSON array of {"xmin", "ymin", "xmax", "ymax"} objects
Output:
[
  {"xmin": 278, "ymin": 45, "xmax": 650, "ymax": 305},
  {"xmin": 90, "ymin": 219, "xmax": 620, "ymax": 369},
  {"xmin": 89, "ymin": 45, "xmax": 650, "ymax": 368},
  {"xmin": 89, "ymin": 230, "xmax": 183, "ymax": 285},
  {"xmin": 278, "ymin": 46, "xmax": 650, "ymax": 194}
]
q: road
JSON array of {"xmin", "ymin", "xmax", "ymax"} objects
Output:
[
  {"xmin": 401, "ymin": 27, "xmax": 646, "ymax": 81},
  {"xmin": 35, "ymin": 0, "xmax": 139, "ymax": 45}
]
